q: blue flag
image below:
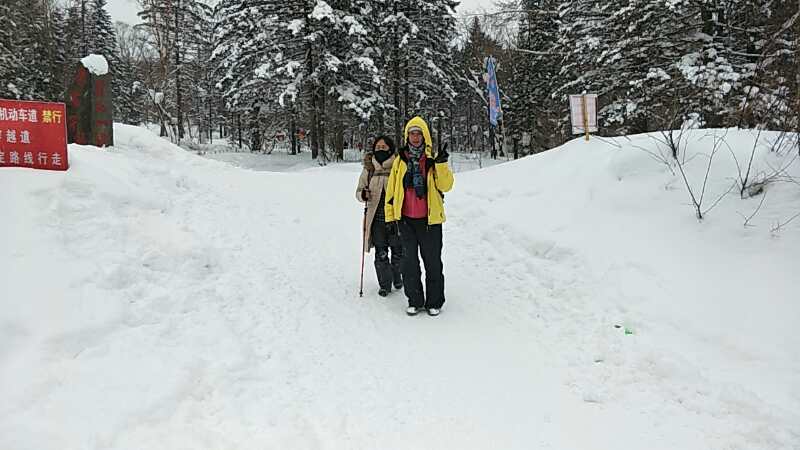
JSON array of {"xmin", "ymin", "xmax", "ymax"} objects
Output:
[{"xmin": 486, "ymin": 57, "xmax": 502, "ymax": 127}]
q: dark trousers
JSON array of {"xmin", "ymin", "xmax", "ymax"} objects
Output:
[
  {"xmin": 399, "ymin": 217, "xmax": 445, "ymax": 309},
  {"xmin": 371, "ymin": 217, "xmax": 403, "ymax": 290}
]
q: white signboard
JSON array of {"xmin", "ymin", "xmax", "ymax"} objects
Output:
[{"xmin": 569, "ymin": 94, "xmax": 598, "ymax": 135}]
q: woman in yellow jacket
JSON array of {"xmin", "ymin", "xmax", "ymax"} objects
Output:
[{"xmin": 384, "ymin": 116, "xmax": 454, "ymax": 316}]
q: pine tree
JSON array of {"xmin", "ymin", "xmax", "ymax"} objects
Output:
[
  {"xmin": 711, "ymin": 0, "xmax": 797, "ymax": 129},
  {"xmin": 507, "ymin": 0, "xmax": 561, "ymax": 151},
  {"xmin": 88, "ymin": 0, "xmax": 136, "ymax": 123},
  {"xmin": 44, "ymin": 4, "xmax": 69, "ymax": 101},
  {"xmin": 18, "ymin": 1, "xmax": 50, "ymax": 99},
  {"xmin": 378, "ymin": 0, "xmax": 459, "ymax": 144},
  {"xmin": 376, "ymin": 0, "xmax": 415, "ymax": 144},
  {"xmin": 452, "ymin": 17, "xmax": 504, "ymax": 153},
  {"xmin": 185, "ymin": 3, "xmax": 217, "ymax": 140},
  {"xmin": 63, "ymin": 3, "xmax": 82, "ymax": 64},
  {"xmin": 113, "ymin": 45, "xmax": 142, "ymax": 124},
  {"xmin": 0, "ymin": 0, "xmax": 65, "ymax": 101},
  {"xmin": 590, "ymin": 0, "xmax": 694, "ymax": 132},
  {"xmin": 405, "ymin": 0, "xmax": 459, "ymax": 117},
  {"xmin": 488, "ymin": 0, "xmax": 797, "ymax": 150},
  {"xmin": 309, "ymin": 0, "xmax": 384, "ymax": 159},
  {"xmin": 213, "ymin": 0, "xmax": 301, "ymax": 151},
  {"xmin": 88, "ymin": 0, "xmax": 116, "ymax": 60},
  {"xmin": 115, "ymin": 22, "xmax": 152, "ymax": 126},
  {"xmin": 0, "ymin": 2, "xmax": 25, "ymax": 98},
  {"xmin": 140, "ymin": 0, "xmax": 208, "ymax": 139}
]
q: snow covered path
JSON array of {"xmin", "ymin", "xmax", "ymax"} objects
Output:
[{"xmin": 2, "ymin": 125, "xmax": 798, "ymax": 449}]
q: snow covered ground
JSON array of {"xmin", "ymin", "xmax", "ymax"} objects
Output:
[
  {"xmin": 201, "ymin": 148, "xmax": 503, "ymax": 173},
  {"xmin": 1, "ymin": 124, "xmax": 798, "ymax": 449}
]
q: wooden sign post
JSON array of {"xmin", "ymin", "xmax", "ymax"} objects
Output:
[{"xmin": 569, "ymin": 94, "xmax": 598, "ymax": 140}]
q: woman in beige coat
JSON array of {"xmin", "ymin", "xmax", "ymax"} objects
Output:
[{"xmin": 355, "ymin": 136, "xmax": 404, "ymax": 296}]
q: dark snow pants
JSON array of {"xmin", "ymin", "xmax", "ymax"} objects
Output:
[
  {"xmin": 371, "ymin": 217, "xmax": 404, "ymax": 290},
  {"xmin": 399, "ymin": 217, "xmax": 445, "ymax": 309}
]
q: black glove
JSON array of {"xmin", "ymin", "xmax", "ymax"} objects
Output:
[
  {"xmin": 435, "ymin": 143, "xmax": 449, "ymax": 163},
  {"xmin": 385, "ymin": 221, "xmax": 397, "ymax": 235},
  {"xmin": 361, "ymin": 188, "xmax": 370, "ymax": 201}
]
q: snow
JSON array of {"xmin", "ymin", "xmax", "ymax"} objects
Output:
[
  {"xmin": 287, "ymin": 18, "xmax": 305, "ymax": 35},
  {"xmin": 1, "ymin": 124, "xmax": 798, "ymax": 449},
  {"xmin": 646, "ymin": 67, "xmax": 671, "ymax": 81},
  {"xmin": 282, "ymin": 61, "xmax": 302, "ymax": 77},
  {"xmin": 310, "ymin": 1, "xmax": 334, "ymax": 22},
  {"xmin": 324, "ymin": 54, "xmax": 342, "ymax": 72},
  {"xmin": 353, "ymin": 56, "xmax": 376, "ymax": 72},
  {"xmin": 80, "ymin": 54, "xmax": 109, "ymax": 76},
  {"xmin": 721, "ymin": 81, "xmax": 732, "ymax": 94},
  {"xmin": 342, "ymin": 15, "xmax": 367, "ymax": 35},
  {"xmin": 204, "ymin": 151, "xmax": 323, "ymax": 172}
]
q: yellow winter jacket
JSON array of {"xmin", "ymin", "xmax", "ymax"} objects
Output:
[{"xmin": 384, "ymin": 116, "xmax": 454, "ymax": 225}]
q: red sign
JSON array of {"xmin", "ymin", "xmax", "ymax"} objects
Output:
[{"xmin": 0, "ymin": 99, "xmax": 69, "ymax": 171}]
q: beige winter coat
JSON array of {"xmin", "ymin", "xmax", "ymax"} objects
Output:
[{"xmin": 355, "ymin": 152, "xmax": 396, "ymax": 252}]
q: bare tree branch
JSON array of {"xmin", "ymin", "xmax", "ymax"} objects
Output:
[
  {"xmin": 737, "ymin": 189, "xmax": 768, "ymax": 227},
  {"xmin": 771, "ymin": 211, "xmax": 800, "ymax": 234}
]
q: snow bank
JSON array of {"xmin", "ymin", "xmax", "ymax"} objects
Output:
[
  {"xmin": 450, "ymin": 130, "xmax": 800, "ymax": 436},
  {"xmin": 1, "ymin": 124, "xmax": 797, "ymax": 449},
  {"xmin": 80, "ymin": 54, "xmax": 109, "ymax": 76}
]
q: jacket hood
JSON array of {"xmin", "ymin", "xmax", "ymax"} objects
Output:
[{"xmin": 403, "ymin": 116, "xmax": 433, "ymax": 157}]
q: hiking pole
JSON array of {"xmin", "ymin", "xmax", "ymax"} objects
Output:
[{"xmin": 359, "ymin": 205, "xmax": 367, "ymax": 297}]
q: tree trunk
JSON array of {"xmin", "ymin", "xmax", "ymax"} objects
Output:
[
  {"xmin": 403, "ymin": 51, "xmax": 409, "ymax": 123},
  {"xmin": 490, "ymin": 125, "xmax": 496, "ymax": 159},
  {"xmin": 250, "ymin": 120, "xmax": 261, "ymax": 153},
  {"xmin": 310, "ymin": 85, "xmax": 320, "ymax": 159},
  {"xmin": 467, "ymin": 102, "xmax": 473, "ymax": 151},
  {"xmin": 432, "ymin": 115, "xmax": 439, "ymax": 153},
  {"xmin": 449, "ymin": 109, "xmax": 455, "ymax": 152},
  {"xmin": 319, "ymin": 77, "xmax": 327, "ymax": 163},
  {"xmin": 80, "ymin": 0, "xmax": 87, "ymax": 56},
  {"xmin": 175, "ymin": 0, "xmax": 184, "ymax": 140},
  {"xmin": 290, "ymin": 109, "xmax": 297, "ymax": 155},
  {"xmin": 334, "ymin": 103, "xmax": 344, "ymax": 162},
  {"xmin": 375, "ymin": 108, "xmax": 384, "ymax": 136},
  {"xmin": 513, "ymin": 136, "xmax": 518, "ymax": 160},
  {"xmin": 361, "ymin": 117, "xmax": 371, "ymax": 152},
  {"xmin": 237, "ymin": 113, "xmax": 242, "ymax": 149},
  {"xmin": 392, "ymin": 0, "xmax": 401, "ymax": 146}
]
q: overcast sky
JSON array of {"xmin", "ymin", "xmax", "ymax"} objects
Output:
[
  {"xmin": 105, "ymin": 0, "xmax": 497, "ymax": 25},
  {"xmin": 106, "ymin": 0, "xmax": 141, "ymax": 25}
]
